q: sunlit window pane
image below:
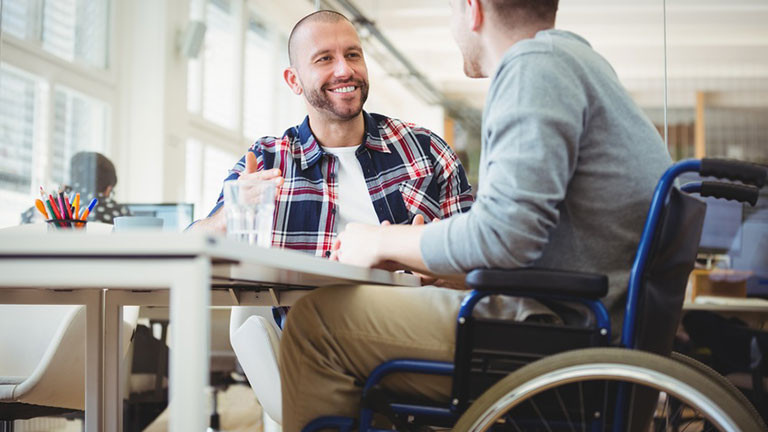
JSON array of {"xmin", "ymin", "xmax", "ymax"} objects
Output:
[
  {"xmin": 0, "ymin": 0, "xmax": 30, "ymax": 39},
  {"xmin": 0, "ymin": 65, "xmax": 37, "ymax": 194},
  {"xmin": 203, "ymin": 145, "xmax": 238, "ymax": 211},
  {"xmin": 202, "ymin": 0, "xmax": 238, "ymax": 129},
  {"xmin": 50, "ymin": 87, "xmax": 109, "ymax": 187},
  {"xmin": 186, "ymin": 139, "xmax": 239, "ymax": 219},
  {"xmin": 243, "ymin": 17, "xmax": 274, "ymax": 139},
  {"xmin": 42, "ymin": 0, "xmax": 109, "ymax": 69}
]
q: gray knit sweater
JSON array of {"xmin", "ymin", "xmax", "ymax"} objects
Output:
[{"xmin": 421, "ymin": 30, "xmax": 672, "ymax": 323}]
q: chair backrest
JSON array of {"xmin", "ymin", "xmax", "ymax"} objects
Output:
[
  {"xmin": 0, "ymin": 306, "xmax": 80, "ymax": 379},
  {"xmin": 1, "ymin": 304, "xmax": 141, "ymax": 409},
  {"xmin": 632, "ymin": 187, "xmax": 706, "ymax": 355},
  {"xmin": 1, "ymin": 306, "xmax": 86, "ymax": 409}
]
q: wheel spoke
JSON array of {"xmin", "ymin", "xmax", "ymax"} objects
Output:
[
  {"xmin": 530, "ymin": 397, "xmax": 555, "ymax": 432},
  {"xmin": 554, "ymin": 387, "xmax": 577, "ymax": 432},
  {"xmin": 506, "ymin": 413, "xmax": 523, "ymax": 432},
  {"xmin": 626, "ymin": 383, "xmax": 636, "ymax": 431},
  {"xmin": 579, "ymin": 381, "xmax": 586, "ymax": 432},
  {"xmin": 601, "ymin": 380, "xmax": 610, "ymax": 432}
]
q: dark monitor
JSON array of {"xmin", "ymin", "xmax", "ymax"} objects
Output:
[{"xmin": 124, "ymin": 203, "xmax": 194, "ymax": 232}]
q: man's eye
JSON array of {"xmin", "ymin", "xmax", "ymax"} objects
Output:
[
  {"xmin": 317, "ymin": 56, "xmax": 331, "ymax": 62},
  {"xmin": 347, "ymin": 53, "xmax": 360, "ymax": 58}
]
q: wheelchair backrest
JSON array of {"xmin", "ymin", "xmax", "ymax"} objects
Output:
[{"xmin": 631, "ymin": 187, "xmax": 705, "ymax": 355}]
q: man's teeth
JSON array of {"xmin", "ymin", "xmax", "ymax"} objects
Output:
[{"xmin": 331, "ymin": 86, "xmax": 355, "ymax": 93}]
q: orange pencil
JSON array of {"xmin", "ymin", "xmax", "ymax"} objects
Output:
[{"xmin": 34, "ymin": 199, "xmax": 49, "ymax": 219}]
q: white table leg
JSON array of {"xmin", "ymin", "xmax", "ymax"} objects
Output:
[
  {"xmin": 104, "ymin": 292, "xmax": 123, "ymax": 432},
  {"xmin": 169, "ymin": 257, "xmax": 211, "ymax": 432}
]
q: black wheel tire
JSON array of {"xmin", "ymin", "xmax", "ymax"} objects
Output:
[{"xmin": 671, "ymin": 351, "xmax": 766, "ymax": 428}]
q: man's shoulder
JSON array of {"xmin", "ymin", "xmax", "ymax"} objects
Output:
[
  {"xmin": 251, "ymin": 129, "xmax": 299, "ymax": 153},
  {"xmin": 371, "ymin": 112, "xmax": 434, "ymax": 137},
  {"xmin": 369, "ymin": 113, "xmax": 449, "ymax": 156}
]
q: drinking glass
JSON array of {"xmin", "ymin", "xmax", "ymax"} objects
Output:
[{"xmin": 223, "ymin": 179, "xmax": 276, "ymax": 247}]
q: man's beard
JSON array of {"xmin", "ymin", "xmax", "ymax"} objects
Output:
[{"xmin": 303, "ymin": 79, "xmax": 369, "ymax": 121}]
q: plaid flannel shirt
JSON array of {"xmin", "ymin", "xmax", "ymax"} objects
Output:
[{"xmin": 207, "ymin": 111, "xmax": 473, "ymax": 257}]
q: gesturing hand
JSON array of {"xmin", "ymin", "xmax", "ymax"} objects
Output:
[
  {"xmin": 237, "ymin": 151, "xmax": 284, "ymax": 203},
  {"xmin": 241, "ymin": 151, "xmax": 284, "ymax": 185}
]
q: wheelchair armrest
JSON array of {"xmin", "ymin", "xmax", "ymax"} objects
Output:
[{"xmin": 465, "ymin": 268, "xmax": 608, "ymax": 300}]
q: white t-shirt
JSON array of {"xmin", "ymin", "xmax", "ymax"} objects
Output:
[{"xmin": 320, "ymin": 145, "xmax": 380, "ymax": 232}]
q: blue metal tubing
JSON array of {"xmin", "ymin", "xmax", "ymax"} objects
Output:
[
  {"xmin": 680, "ymin": 182, "xmax": 702, "ymax": 194},
  {"xmin": 358, "ymin": 359, "xmax": 454, "ymax": 429},
  {"xmin": 621, "ymin": 159, "xmax": 701, "ymax": 349},
  {"xmin": 390, "ymin": 403, "xmax": 456, "ymax": 418},
  {"xmin": 459, "ymin": 290, "xmax": 611, "ymax": 337},
  {"xmin": 301, "ymin": 416, "xmax": 355, "ymax": 432},
  {"xmin": 362, "ymin": 360, "xmax": 454, "ymax": 394}
]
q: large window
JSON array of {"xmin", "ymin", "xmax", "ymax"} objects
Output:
[
  {"xmin": 184, "ymin": 0, "xmax": 305, "ymax": 217},
  {"xmin": 0, "ymin": 0, "xmax": 113, "ymax": 227}
]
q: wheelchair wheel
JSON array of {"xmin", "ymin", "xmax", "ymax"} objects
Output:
[{"xmin": 454, "ymin": 348, "xmax": 766, "ymax": 432}]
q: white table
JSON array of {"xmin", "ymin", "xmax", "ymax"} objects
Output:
[{"xmin": 0, "ymin": 232, "xmax": 419, "ymax": 432}]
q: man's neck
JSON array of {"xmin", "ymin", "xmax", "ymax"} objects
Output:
[
  {"xmin": 308, "ymin": 112, "xmax": 366, "ymax": 148},
  {"xmin": 481, "ymin": 23, "xmax": 554, "ymax": 76}
]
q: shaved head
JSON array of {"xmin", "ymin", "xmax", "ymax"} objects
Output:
[{"xmin": 288, "ymin": 10, "xmax": 352, "ymax": 67}]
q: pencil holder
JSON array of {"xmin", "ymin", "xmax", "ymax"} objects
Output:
[{"xmin": 46, "ymin": 219, "xmax": 88, "ymax": 231}]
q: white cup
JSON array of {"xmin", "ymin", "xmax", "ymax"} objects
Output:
[{"xmin": 223, "ymin": 179, "xmax": 276, "ymax": 247}]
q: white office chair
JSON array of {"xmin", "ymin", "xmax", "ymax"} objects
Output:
[
  {"xmin": 0, "ymin": 305, "xmax": 139, "ymax": 422},
  {"xmin": 229, "ymin": 306, "xmax": 282, "ymax": 429}
]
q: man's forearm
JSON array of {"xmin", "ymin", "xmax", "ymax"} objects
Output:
[
  {"xmin": 379, "ymin": 224, "xmax": 429, "ymax": 273},
  {"xmin": 187, "ymin": 207, "xmax": 226, "ymax": 233}
]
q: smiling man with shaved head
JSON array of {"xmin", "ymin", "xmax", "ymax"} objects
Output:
[
  {"xmin": 189, "ymin": 10, "xmax": 472, "ymax": 427},
  {"xmin": 193, "ymin": 10, "xmax": 471, "ymax": 248}
]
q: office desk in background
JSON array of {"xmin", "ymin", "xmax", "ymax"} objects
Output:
[
  {"xmin": 0, "ymin": 233, "xmax": 419, "ymax": 432},
  {"xmin": 684, "ymin": 295, "xmax": 768, "ymax": 329}
]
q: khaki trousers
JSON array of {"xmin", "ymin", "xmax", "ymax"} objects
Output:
[{"xmin": 280, "ymin": 284, "xmax": 467, "ymax": 431}]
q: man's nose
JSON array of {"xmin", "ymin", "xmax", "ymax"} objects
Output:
[{"xmin": 333, "ymin": 58, "xmax": 354, "ymax": 78}]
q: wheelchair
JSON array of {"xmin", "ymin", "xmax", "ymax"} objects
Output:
[{"xmin": 304, "ymin": 158, "xmax": 768, "ymax": 432}]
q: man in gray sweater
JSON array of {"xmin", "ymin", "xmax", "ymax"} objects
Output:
[{"xmin": 279, "ymin": 0, "xmax": 672, "ymax": 428}]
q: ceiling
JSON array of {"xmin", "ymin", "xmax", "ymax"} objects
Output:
[{"xmin": 346, "ymin": 0, "xmax": 768, "ymax": 110}]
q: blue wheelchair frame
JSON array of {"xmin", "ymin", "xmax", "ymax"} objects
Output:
[{"xmin": 303, "ymin": 158, "xmax": 766, "ymax": 432}]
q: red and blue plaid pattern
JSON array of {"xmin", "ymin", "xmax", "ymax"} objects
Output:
[{"xmin": 207, "ymin": 111, "xmax": 473, "ymax": 257}]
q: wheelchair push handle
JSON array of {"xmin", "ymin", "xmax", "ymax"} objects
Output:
[
  {"xmin": 700, "ymin": 158, "xmax": 767, "ymax": 188},
  {"xmin": 700, "ymin": 181, "xmax": 760, "ymax": 207}
]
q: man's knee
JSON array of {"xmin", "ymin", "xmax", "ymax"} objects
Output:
[{"xmin": 283, "ymin": 286, "xmax": 349, "ymax": 336}]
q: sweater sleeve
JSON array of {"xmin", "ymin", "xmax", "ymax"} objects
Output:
[{"xmin": 420, "ymin": 52, "xmax": 587, "ymax": 274}]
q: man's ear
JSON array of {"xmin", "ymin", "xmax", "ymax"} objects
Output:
[
  {"xmin": 467, "ymin": 0, "xmax": 483, "ymax": 32},
  {"xmin": 283, "ymin": 67, "xmax": 303, "ymax": 95}
]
